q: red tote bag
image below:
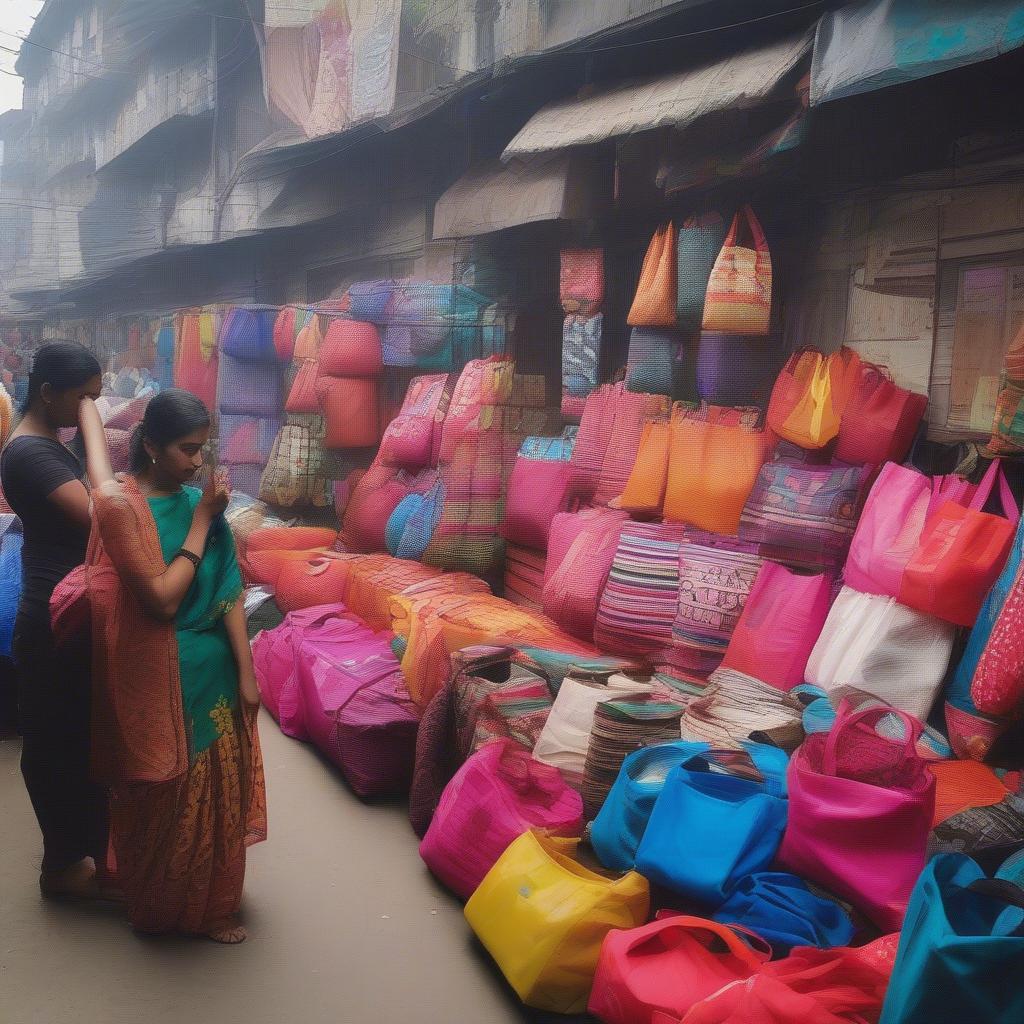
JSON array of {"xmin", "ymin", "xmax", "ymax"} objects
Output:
[
  {"xmin": 835, "ymin": 363, "xmax": 928, "ymax": 467},
  {"xmin": 588, "ymin": 914, "xmax": 770, "ymax": 1024},
  {"xmin": 899, "ymin": 459, "xmax": 1020, "ymax": 627}
]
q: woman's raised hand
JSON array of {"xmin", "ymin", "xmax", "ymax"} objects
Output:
[{"xmin": 198, "ymin": 467, "xmax": 230, "ymax": 520}]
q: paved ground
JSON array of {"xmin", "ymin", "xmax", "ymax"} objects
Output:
[{"xmin": 1, "ymin": 711, "xmax": 553, "ymax": 1024}]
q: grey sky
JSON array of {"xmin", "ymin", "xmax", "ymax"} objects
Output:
[{"xmin": 0, "ymin": 0, "xmax": 43, "ymax": 113}]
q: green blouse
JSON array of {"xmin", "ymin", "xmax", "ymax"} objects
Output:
[{"xmin": 147, "ymin": 487, "xmax": 244, "ymax": 757}]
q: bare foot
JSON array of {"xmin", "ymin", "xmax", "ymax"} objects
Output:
[
  {"xmin": 206, "ymin": 919, "xmax": 247, "ymax": 944},
  {"xmin": 39, "ymin": 858, "xmax": 99, "ymax": 901}
]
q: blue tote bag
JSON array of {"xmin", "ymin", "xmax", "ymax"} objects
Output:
[
  {"xmin": 590, "ymin": 741, "xmax": 710, "ymax": 871},
  {"xmin": 635, "ymin": 742, "xmax": 789, "ymax": 905},
  {"xmin": 945, "ymin": 513, "xmax": 1024, "ymax": 760},
  {"xmin": 713, "ymin": 872, "xmax": 854, "ymax": 956},
  {"xmin": 880, "ymin": 854, "xmax": 1024, "ymax": 1024}
]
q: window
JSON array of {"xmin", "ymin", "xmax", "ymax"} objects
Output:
[{"xmin": 930, "ymin": 256, "xmax": 1024, "ymax": 441}]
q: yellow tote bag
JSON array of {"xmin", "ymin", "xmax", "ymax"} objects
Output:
[
  {"xmin": 464, "ymin": 831, "xmax": 650, "ymax": 1014},
  {"xmin": 618, "ymin": 420, "xmax": 671, "ymax": 516},
  {"xmin": 767, "ymin": 347, "xmax": 861, "ymax": 448},
  {"xmin": 702, "ymin": 205, "xmax": 772, "ymax": 335}
]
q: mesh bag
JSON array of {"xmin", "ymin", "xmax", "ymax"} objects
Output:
[
  {"xmin": 174, "ymin": 311, "xmax": 219, "ymax": 408},
  {"xmin": 219, "ymin": 306, "xmax": 279, "ymax": 362},
  {"xmin": 259, "ymin": 422, "xmax": 334, "ymax": 508},
  {"xmin": 218, "ymin": 354, "xmax": 283, "ymax": 418},
  {"xmin": 594, "ymin": 521, "xmax": 688, "ymax": 656}
]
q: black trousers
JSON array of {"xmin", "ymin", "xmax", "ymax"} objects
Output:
[{"xmin": 13, "ymin": 612, "xmax": 108, "ymax": 873}]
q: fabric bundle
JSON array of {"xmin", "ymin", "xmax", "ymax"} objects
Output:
[
  {"xmin": 560, "ymin": 249, "xmax": 604, "ymax": 315},
  {"xmin": 594, "ymin": 521, "xmax": 688, "ymax": 656},
  {"xmin": 562, "ymin": 314, "xmax": 603, "ymax": 420},
  {"xmin": 503, "ymin": 544, "xmax": 546, "ymax": 609},
  {"xmin": 679, "ymin": 667, "xmax": 806, "ymax": 749},
  {"xmin": 580, "ymin": 693, "xmax": 687, "ymax": 820}
]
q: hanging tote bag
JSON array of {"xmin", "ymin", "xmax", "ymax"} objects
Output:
[
  {"xmin": 713, "ymin": 872, "xmax": 855, "ymax": 956},
  {"xmin": 285, "ymin": 359, "xmax": 321, "ymax": 415},
  {"xmin": 835, "ymin": 362, "xmax": 928, "ymax": 466},
  {"xmin": 664, "ymin": 405, "xmax": 773, "ymax": 536},
  {"xmin": 625, "ymin": 328, "xmax": 678, "ymax": 396},
  {"xmin": 721, "ymin": 563, "xmax": 832, "ymax": 691},
  {"xmin": 695, "ymin": 331, "xmax": 777, "ymax": 404},
  {"xmin": 627, "ymin": 223, "xmax": 678, "ymax": 328},
  {"xmin": 879, "ymin": 854, "xmax": 1024, "ymax": 1024},
  {"xmin": 805, "ymin": 585, "xmax": 955, "ymax": 722},
  {"xmin": 769, "ymin": 348, "xmax": 863, "ymax": 449},
  {"xmin": 561, "ymin": 248, "xmax": 604, "ymax": 315},
  {"xmin": 635, "ymin": 743, "xmax": 789, "ymax": 905},
  {"xmin": 590, "ymin": 740, "xmax": 712, "ymax": 872},
  {"xmin": 588, "ymin": 915, "xmax": 770, "ymax": 1024},
  {"xmin": 900, "ymin": 458, "xmax": 1020, "ymax": 627},
  {"xmin": 464, "ymin": 831, "xmax": 650, "ymax": 1015},
  {"xmin": 844, "ymin": 461, "xmax": 932, "ymax": 597},
  {"xmin": 677, "ymin": 211, "xmax": 730, "ymax": 336},
  {"xmin": 419, "ymin": 739, "xmax": 583, "ymax": 900},
  {"xmin": 619, "ymin": 421, "xmax": 671, "ymax": 516},
  {"xmin": 739, "ymin": 460, "xmax": 870, "ymax": 570},
  {"xmin": 318, "ymin": 318, "xmax": 383, "ymax": 377},
  {"xmin": 778, "ymin": 703, "xmax": 936, "ymax": 931},
  {"xmin": 901, "ymin": 460, "xmax": 1019, "ymax": 626},
  {"xmin": 702, "ymin": 205, "xmax": 772, "ymax": 335},
  {"xmin": 945, "ymin": 514, "xmax": 1024, "ymax": 757}
]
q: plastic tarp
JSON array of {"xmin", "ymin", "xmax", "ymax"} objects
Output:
[
  {"xmin": 811, "ymin": 0, "xmax": 1024, "ymax": 105},
  {"xmin": 502, "ymin": 32, "xmax": 811, "ymax": 159},
  {"xmin": 432, "ymin": 154, "xmax": 605, "ymax": 240}
]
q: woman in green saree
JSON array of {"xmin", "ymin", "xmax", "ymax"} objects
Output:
[{"xmin": 78, "ymin": 389, "xmax": 266, "ymax": 943}]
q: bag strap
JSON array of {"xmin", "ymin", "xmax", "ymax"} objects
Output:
[
  {"xmin": 968, "ymin": 458, "xmax": 1021, "ymax": 525},
  {"xmin": 822, "ymin": 701, "xmax": 921, "ymax": 775},
  {"xmin": 635, "ymin": 914, "xmax": 772, "ymax": 964},
  {"xmin": 741, "ymin": 204, "xmax": 769, "ymax": 253}
]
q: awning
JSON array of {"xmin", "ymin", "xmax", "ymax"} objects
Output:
[
  {"xmin": 432, "ymin": 153, "xmax": 607, "ymax": 239},
  {"xmin": 811, "ymin": 0, "xmax": 1024, "ymax": 106},
  {"xmin": 502, "ymin": 32, "xmax": 811, "ymax": 160}
]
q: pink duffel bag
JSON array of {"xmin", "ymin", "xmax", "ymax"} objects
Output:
[
  {"xmin": 295, "ymin": 625, "xmax": 420, "ymax": 796},
  {"xmin": 778, "ymin": 702, "xmax": 935, "ymax": 932},
  {"xmin": 419, "ymin": 738, "xmax": 583, "ymax": 899},
  {"xmin": 502, "ymin": 457, "xmax": 585, "ymax": 550},
  {"xmin": 252, "ymin": 604, "xmax": 359, "ymax": 734},
  {"xmin": 543, "ymin": 508, "xmax": 628, "ymax": 642}
]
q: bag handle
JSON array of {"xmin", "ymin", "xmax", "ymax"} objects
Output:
[
  {"xmin": 636, "ymin": 914, "xmax": 772, "ymax": 963},
  {"xmin": 821, "ymin": 701, "xmax": 921, "ymax": 776},
  {"xmin": 968, "ymin": 458, "xmax": 1021, "ymax": 525},
  {"xmin": 967, "ymin": 879, "xmax": 1024, "ymax": 936},
  {"xmin": 721, "ymin": 205, "xmax": 768, "ymax": 253}
]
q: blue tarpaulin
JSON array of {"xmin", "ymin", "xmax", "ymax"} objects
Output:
[{"xmin": 811, "ymin": 0, "xmax": 1024, "ymax": 105}]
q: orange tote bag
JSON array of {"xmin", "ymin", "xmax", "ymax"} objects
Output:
[
  {"xmin": 618, "ymin": 421, "xmax": 671, "ymax": 516},
  {"xmin": 768, "ymin": 347, "xmax": 862, "ymax": 449},
  {"xmin": 627, "ymin": 223, "xmax": 678, "ymax": 327},
  {"xmin": 664, "ymin": 405, "xmax": 773, "ymax": 536},
  {"xmin": 702, "ymin": 205, "xmax": 772, "ymax": 335}
]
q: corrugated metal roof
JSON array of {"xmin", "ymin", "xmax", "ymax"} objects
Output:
[{"xmin": 502, "ymin": 31, "xmax": 811, "ymax": 160}]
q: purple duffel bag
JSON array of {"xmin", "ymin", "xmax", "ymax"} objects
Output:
[{"xmin": 696, "ymin": 331, "xmax": 778, "ymax": 403}]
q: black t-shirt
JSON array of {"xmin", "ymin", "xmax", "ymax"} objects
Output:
[{"xmin": 0, "ymin": 435, "xmax": 89, "ymax": 623}]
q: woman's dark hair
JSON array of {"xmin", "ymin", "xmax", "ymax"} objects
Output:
[
  {"xmin": 129, "ymin": 388, "xmax": 211, "ymax": 473},
  {"xmin": 22, "ymin": 342, "xmax": 102, "ymax": 413}
]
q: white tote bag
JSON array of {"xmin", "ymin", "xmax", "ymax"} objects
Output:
[
  {"xmin": 532, "ymin": 677, "xmax": 650, "ymax": 786},
  {"xmin": 805, "ymin": 586, "xmax": 956, "ymax": 721}
]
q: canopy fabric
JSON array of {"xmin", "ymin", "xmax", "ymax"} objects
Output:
[
  {"xmin": 501, "ymin": 32, "xmax": 811, "ymax": 160},
  {"xmin": 811, "ymin": 0, "xmax": 1024, "ymax": 106},
  {"xmin": 432, "ymin": 154, "xmax": 605, "ymax": 239}
]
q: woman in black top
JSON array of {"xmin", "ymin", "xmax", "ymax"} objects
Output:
[{"xmin": 0, "ymin": 342, "xmax": 109, "ymax": 900}]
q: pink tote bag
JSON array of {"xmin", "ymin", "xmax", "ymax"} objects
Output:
[
  {"xmin": 778, "ymin": 703, "xmax": 935, "ymax": 931},
  {"xmin": 419, "ymin": 739, "xmax": 583, "ymax": 899},
  {"xmin": 720, "ymin": 562, "xmax": 832, "ymax": 691},
  {"xmin": 844, "ymin": 462, "xmax": 932, "ymax": 596}
]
